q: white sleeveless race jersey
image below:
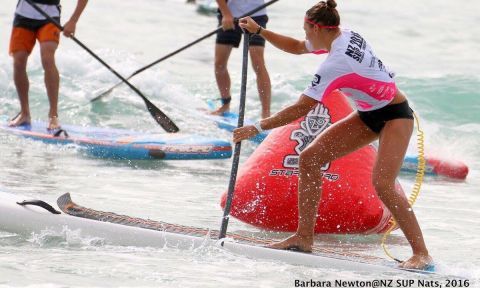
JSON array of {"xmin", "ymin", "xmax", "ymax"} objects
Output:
[
  {"xmin": 303, "ymin": 29, "xmax": 397, "ymax": 112},
  {"xmin": 15, "ymin": 0, "xmax": 60, "ymax": 20},
  {"xmin": 226, "ymin": 0, "xmax": 266, "ymax": 18}
]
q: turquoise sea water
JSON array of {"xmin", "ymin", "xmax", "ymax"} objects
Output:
[{"xmin": 0, "ymin": 0, "xmax": 479, "ymax": 287}]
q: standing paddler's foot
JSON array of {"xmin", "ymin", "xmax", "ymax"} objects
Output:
[
  {"xmin": 8, "ymin": 113, "xmax": 31, "ymax": 127},
  {"xmin": 209, "ymin": 104, "xmax": 230, "ymax": 116},
  {"xmin": 399, "ymin": 254, "xmax": 434, "ymax": 270},
  {"xmin": 266, "ymin": 234, "xmax": 314, "ymax": 253},
  {"xmin": 47, "ymin": 116, "xmax": 61, "ymax": 130}
]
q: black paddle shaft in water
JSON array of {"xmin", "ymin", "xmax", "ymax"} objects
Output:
[
  {"xmin": 24, "ymin": 0, "xmax": 179, "ymax": 133},
  {"xmin": 219, "ymin": 32, "xmax": 251, "ymax": 239},
  {"xmin": 90, "ymin": 0, "xmax": 280, "ymax": 102}
]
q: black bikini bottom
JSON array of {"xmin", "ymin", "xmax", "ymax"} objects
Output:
[{"xmin": 358, "ymin": 101, "xmax": 414, "ymax": 134}]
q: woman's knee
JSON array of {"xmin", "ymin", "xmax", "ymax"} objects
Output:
[
  {"xmin": 372, "ymin": 174, "xmax": 396, "ymax": 198},
  {"xmin": 299, "ymin": 147, "xmax": 328, "ymax": 170}
]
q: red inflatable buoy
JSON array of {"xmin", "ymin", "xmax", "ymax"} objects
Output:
[
  {"xmin": 221, "ymin": 90, "xmax": 405, "ymax": 234},
  {"xmin": 426, "ymin": 156, "xmax": 469, "ymax": 180}
]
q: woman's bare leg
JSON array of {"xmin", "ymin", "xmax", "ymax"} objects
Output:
[
  {"xmin": 373, "ymin": 119, "xmax": 432, "ymax": 269},
  {"xmin": 268, "ymin": 112, "xmax": 378, "ymax": 251}
]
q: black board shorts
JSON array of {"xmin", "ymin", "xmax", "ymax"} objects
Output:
[
  {"xmin": 216, "ymin": 15, "xmax": 268, "ymax": 48},
  {"xmin": 358, "ymin": 101, "xmax": 414, "ymax": 134}
]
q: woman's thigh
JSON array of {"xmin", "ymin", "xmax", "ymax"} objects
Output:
[
  {"xmin": 373, "ymin": 118, "xmax": 414, "ymax": 183},
  {"xmin": 301, "ymin": 111, "xmax": 378, "ymax": 164}
]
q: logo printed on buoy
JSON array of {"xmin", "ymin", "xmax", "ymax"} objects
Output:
[{"xmin": 282, "ymin": 104, "xmax": 334, "ymax": 176}]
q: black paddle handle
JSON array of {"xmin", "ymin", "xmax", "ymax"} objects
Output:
[{"xmin": 219, "ymin": 32, "xmax": 251, "ymax": 239}]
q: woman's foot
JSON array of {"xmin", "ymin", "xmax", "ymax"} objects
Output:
[
  {"xmin": 399, "ymin": 254, "xmax": 433, "ymax": 270},
  {"xmin": 8, "ymin": 113, "xmax": 31, "ymax": 127},
  {"xmin": 266, "ymin": 234, "xmax": 314, "ymax": 253},
  {"xmin": 47, "ymin": 116, "xmax": 61, "ymax": 130}
]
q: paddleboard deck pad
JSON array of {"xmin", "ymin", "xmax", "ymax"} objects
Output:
[{"xmin": 0, "ymin": 118, "xmax": 231, "ymax": 160}]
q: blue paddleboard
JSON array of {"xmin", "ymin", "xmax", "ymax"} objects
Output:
[
  {"xmin": 205, "ymin": 111, "xmax": 269, "ymax": 144},
  {"xmin": 0, "ymin": 117, "xmax": 232, "ymax": 160},
  {"xmin": 205, "ymin": 100, "xmax": 269, "ymax": 144}
]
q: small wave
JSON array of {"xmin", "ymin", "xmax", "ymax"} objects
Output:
[{"xmin": 28, "ymin": 226, "xmax": 106, "ymax": 249}]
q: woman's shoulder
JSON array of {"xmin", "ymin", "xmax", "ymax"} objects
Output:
[
  {"xmin": 332, "ymin": 29, "xmax": 370, "ymax": 59},
  {"xmin": 327, "ymin": 32, "xmax": 348, "ymax": 56}
]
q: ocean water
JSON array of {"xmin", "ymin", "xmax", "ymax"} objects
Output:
[{"xmin": 0, "ymin": 0, "xmax": 479, "ymax": 287}]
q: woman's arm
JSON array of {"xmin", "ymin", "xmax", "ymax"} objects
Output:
[
  {"xmin": 239, "ymin": 17, "xmax": 309, "ymax": 55},
  {"xmin": 233, "ymin": 95, "xmax": 318, "ymax": 142},
  {"xmin": 261, "ymin": 95, "xmax": 318, "ymax": 129}
]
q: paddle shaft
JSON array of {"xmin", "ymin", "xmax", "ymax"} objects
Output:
[
  {"xmin": 91, "ymin": 0, "xmax": 279, "ymax": 102},
  {"xmin": 24, "ymin": 0, "xmax": 179, "ymax": 133},
  {"xmin": 89, "ymin": 29, "xmax": 218, "ymax": 102},
  {"xmin": 219, "ymin": 32, "xmax": 250, "ymax": 239}
]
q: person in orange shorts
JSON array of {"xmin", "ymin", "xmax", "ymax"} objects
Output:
[{"xmin": 9, "ymin": 0, "xmax": 88, "ymax": 130}]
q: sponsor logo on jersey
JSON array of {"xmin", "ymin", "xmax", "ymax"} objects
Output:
[
  {"xmin": 345, "ymin": 31, "xmax": 366, "ymax": 63},
  {"xmin": 311, "ymin": 74, "xmax": 321, "ymax": 87}
]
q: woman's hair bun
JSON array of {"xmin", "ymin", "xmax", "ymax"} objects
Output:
[
  {"xmin": 306, "ymin": 0, "xmax": 340, "ymax": 27},
  {"xmin": 326, "ymin": 0, "xmax": 337, "ymax": 9}
]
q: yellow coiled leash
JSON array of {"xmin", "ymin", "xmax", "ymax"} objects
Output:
[{"xmin": 381, "ymin": 111, "xmax": 426, "ymax": 262}]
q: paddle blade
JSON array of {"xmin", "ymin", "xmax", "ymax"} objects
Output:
[{"xmin": 144, "ymin": 98, "xmax": 179, "ymax": 133}]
